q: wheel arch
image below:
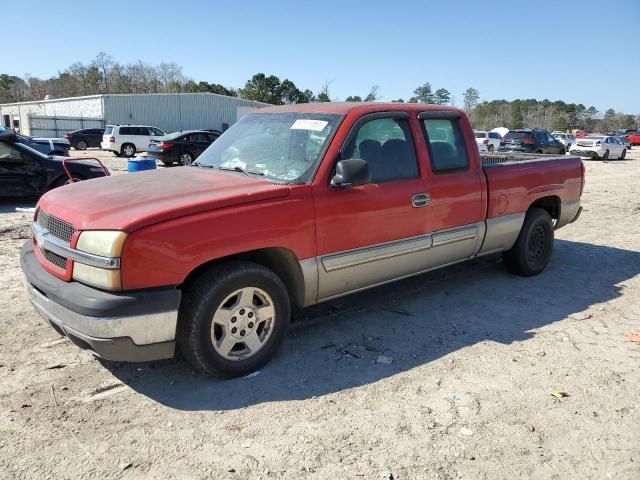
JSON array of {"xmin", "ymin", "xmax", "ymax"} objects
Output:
[
  {"xmin": 529, "ymin": 195, "xmax": 560, "ymax": 220},
  {"xmin": 180, "ymin": 247, "xmax": 306, "ymax": 315}
]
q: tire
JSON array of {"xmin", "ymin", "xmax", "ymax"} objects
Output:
[
  {"xmin": 488, "ymin": 144, "xmax": 494, "ymax": 153},
  {"xmin": 51, "ymin": 174, "xmax": 85, "ymax": 190},
  {"xmin": 162, "ymin": 161, "xmax": 174, "ymax": 166},
  {"xmin": 179, "ymin": 152, "xmax": 194, "ymax": 166},
  {"xmin": 75, "ymin": 140, "xmax": 88, "ymax": 150},
  {"xmin": 602, "ymin": 150, "xmax": 609, "ymax": 161},
  {"xmin": 177, "ymin": 261, "xmax": 291, "ymax": 378},
  {"xmin": 502, "ymin": 207, "xmax": 554, "ymax": 277},
  {"xmin": 559, "ymin": 148, "xmax": 566, "ymax": 155},
  {"xmin": 535, "ymin": 149, "xmax": 543, "ymax": 154},
  {"xmin": 121, "ymin": 143, "xmax": 136, "ymax": 158},
  {"xmin": 620, "ymin": 149, "xmax": 626, "ymax": 160}
]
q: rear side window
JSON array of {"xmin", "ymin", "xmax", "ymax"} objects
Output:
[
  {"xmin": 488, "ymin": 132, "xmax": 501, "ymax": 139},
  {"xmin": 345, "ymin": 117, "xmax": 418, "ymax": 183},
  {"xmin": 421, "ymin": 118, "xmax": 469, "ymax": 173},
  {"xmin": 104, "ymin": 126, "xmax": 113, "ymax": 135},
  {"xmin": 120, "ymin": 127, "xmax": 133, "ymax": 135},
  {"xmin": 189, "ymin": 132, "xmax": 210, "ymax": 142},
  {"xmin": 474, "ymin": 132, "xmax": 486, "ymax": 138}
]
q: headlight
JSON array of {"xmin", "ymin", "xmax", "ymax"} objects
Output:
[
  {"xmin": 76, "ymin": 231, "xmax": 126, "ymax": 257},
  {"xmin": 72, "ymin": 231, "xmax": 127, "ymax": 290}
]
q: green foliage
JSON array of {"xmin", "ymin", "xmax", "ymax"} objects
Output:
[
  {"xmin": 409, "ymin": 83, "xmax": 435, "ymax": 104},
  {"xmin": 345, "ymin": 95, "xmax": 363, "ymax": 102},
  {"xmin": 434, "ymin": 88, "xmax": 451, "ymax": 105}
]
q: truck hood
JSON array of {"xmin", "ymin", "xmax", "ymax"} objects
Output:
[{"xmin": 37, "ymin": 167, "xmax": 291, "ymax": 232}]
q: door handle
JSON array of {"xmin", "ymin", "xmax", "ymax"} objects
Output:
[{"xmin": 412, "ymin": 193, "xmax": 431, "ymax": 208}]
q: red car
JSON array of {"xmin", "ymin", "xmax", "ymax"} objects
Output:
[
  {"xmin": 21, "ymin": 103, "xmax": 584, "ymax": 377},
  {"xmin": 620, "ymin": 129, "xmax": 640, "ymax": 146}
]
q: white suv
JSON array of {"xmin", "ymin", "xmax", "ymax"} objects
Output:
[
  {"xmin": 101, "ymin": 125, "xmax": 165, "ymax": 157},
  {"xmin": 474, "ymin": 130, "xmax": 502, "ymax": 153}
]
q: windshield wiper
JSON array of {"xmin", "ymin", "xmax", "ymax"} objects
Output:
[
  {"xmin": 192, "ymin": 161, "xmax": 213, "ymax": 168},
  {"xmin": 217, "ymin": 165, "xmax": 264, "ymax": 176}
]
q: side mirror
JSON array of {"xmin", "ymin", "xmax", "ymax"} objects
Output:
[{"xmin": 331, "ymin": 158, "xmax": 371, "ymax": 188}]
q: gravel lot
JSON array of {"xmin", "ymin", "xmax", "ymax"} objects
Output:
[{"xmin": 1, "ymin": 148, "xmax": 639, "ymax": 479}]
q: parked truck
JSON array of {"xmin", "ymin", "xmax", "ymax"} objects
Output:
[{"xmin": 21, "ymin": 103, "xmax": 584, "ymax": 377}]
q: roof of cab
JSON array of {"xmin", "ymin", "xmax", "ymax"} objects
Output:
[{"xmin": 256, "ymin": 102, "xmax": 465, "ymax": 115}]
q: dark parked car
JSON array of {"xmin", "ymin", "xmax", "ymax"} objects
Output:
[
  {"xmin": 146, "ymin": 130, "xmax": 220, "ymax": 165},
  {"xmin": 0, "ymin": 130, "xmax": 107, "ymax": 198},
  {"xmin": 501, "ymin": 129, "xmax": 567, "ymax": 154},
  {"xmin": 64, "ymin": 128, "xmax": 104, "ymax": 150}
]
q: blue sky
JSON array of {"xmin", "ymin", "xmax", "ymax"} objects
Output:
[{"xmin": 5, "ymin": 0, "xmax": 640, "ymax": 113}]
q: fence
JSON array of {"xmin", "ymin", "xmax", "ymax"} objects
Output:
[{"xmin": 28, "ymin": 115, "xmax": 104, "ymax": 138}]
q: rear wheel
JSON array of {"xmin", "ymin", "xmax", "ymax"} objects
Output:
[
  {"xmin": 179, "ymin": 152, "xmax": 194, "ymax": 166},
  {"xmin": 559, "ymin": 148, "xmax": 566, "ymax": 155},
  {"xmin": 502, "ymin": 208, "xmax": 554, "ymax": 277},
  {"xmin": 75, "ymin": 140, "xmax": 88, "ymax": 150},
  {"xmin": 121, "ymin": 143, "xmax": 136, "ymax": 158},
  {"xmin": 177, "ymin": 262, "xmax": 291, "ymax": 378},
  {"xmin": 535, "ymin": 149, "xmax": 543, "ymax": 154},
  {"xmin": 488, "ymin": 144, "xmax": 494, "ymax": 153}
]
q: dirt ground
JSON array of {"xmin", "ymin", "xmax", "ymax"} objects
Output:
[{"xmin": 1, "ymin": 148, "xmax": 639, "ymax": 480}]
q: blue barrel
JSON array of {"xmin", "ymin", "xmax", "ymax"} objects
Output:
[{"xmin": 127, "ymin": 158, "xmax": 157, "ymax": 172}]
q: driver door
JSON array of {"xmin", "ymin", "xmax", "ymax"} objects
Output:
[{"xmin": 312, "ymin": 112, "xmax": 431, "ymax": 300}]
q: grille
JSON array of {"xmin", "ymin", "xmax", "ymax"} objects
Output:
[
  {"xmin": 43, "ymin": 250, "xmax": 68, "ymax": 269},
  {"xmin": 37, "ymin": 210, "xmax": 75, "ymax": 243}
]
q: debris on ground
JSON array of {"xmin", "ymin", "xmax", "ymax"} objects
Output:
[
  {"xmin": 376, "ymin": 355, "xmax": 393, "ymax": 364},
  {"xmin": 626, "ymin": 332, "xmax": 640, "ymax": 343},
  {"xmin": 119, "ymin": 462, "xmax": 133, "ymax": 472},
  {"xmin": 459, "ymin": 427, "xmax": 474, "ymax": 436},
  {"xmin": 243, "ymin": 371, "xmax": 261, "ymax": 379},
  {"xmin": 550, "ymin": 391, "xmax": 569, "ymax": 399},
  {"xmin": 569, "ymin": 311, "xmax": 593, "ymax": 321}
]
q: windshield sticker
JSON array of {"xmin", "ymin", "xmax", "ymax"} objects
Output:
[{"xmin": 290, "ymin": 119, "xmax": 328, "ymax": 132}]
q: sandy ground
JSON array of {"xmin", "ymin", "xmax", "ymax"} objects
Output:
[{"xmin": 0, "ymin": 148, "xmax": 639, "ymax": 480}]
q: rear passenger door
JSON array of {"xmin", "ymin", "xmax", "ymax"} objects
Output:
[
  {"xmin": 188, "ymin": 132, "xmax": 213, "ymax": 157},
  {"xmin": 418, "ymin": 112, "xmax": 485, "ymax": 260},
  {"xmin": 313, "ymin": 112, "xmax": 431, "ymax": 300}
]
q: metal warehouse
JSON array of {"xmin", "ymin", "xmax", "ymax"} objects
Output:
[{"xmin": 0, "ymin": 93, "xmax": 270, "ymax": 137}]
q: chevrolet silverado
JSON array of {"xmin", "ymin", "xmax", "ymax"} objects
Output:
[{"xmin": 21, "ymin": 103, "xmax": 584, "ymax": 377}]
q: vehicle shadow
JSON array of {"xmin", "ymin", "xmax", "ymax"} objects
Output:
[
  {"xmin": 0, "ymin": 200, "xmax": 37, "ymax": 214},
  {"xmin": 103, "ymin": 239, "xmax": 640, "ymax": 411}
]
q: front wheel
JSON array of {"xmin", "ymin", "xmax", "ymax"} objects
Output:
[
  {"xmin": 502, "ymin": 208, "xmax": 554, "ymax": 277},
  {"xmin": 76, "ymin": 140, "xmax": 88, "ymax": 150},
  {"xmin": 620, "ymin": 149, "xmax": 626, "ymax": 160},
  {"xmin": 602, "ymin": 149, "xmax": 609, "ymax": 160},
  {"xmin": 559, "ymin": 148, "xmax": 566, "ymax": 155},
  {"xmin": 177, "ymin": 262, "xmax": 291, "ymax": 378}
]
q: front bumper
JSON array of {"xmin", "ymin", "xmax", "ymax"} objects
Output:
[{"xmin": 21, "ymin": 241, "xmax": 180, "ymax": 362}]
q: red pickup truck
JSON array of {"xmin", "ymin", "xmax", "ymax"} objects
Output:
[{"xmin": 21, "ymin": 103, "xmax": 584, "ymax": 377}]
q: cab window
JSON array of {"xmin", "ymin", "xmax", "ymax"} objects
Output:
[
  {"xmin": 421, "ymin": 118, "xmax": 469, "ymax": 173},
  {"xmin": 344, "ymin": 117, "xmax": 418, "ymax": 183}
]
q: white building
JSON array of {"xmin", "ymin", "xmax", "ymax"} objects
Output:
[{"xmin": 0, "ymin": 93, "xmax": 270, "ymax": 137}]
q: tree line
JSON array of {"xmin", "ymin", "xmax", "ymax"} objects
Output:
[{"xmin": 1, "ymin": 52, "xmax": 637, "ymax": 132}]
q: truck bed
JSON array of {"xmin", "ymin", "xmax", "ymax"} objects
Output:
[{"xmin": 480, "ymin": 152, "xmax": 584, "ymax": 225}]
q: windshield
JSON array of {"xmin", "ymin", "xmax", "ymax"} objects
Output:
[
  {"xmin": 195, "ymin": 112, "xmax": 342, "ymax": 183},
  {"xmin": 474, "ymin": 132, "xmax": 486, "ymax": 138}
]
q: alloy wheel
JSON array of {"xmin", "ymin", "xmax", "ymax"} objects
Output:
[{"xmin": 210, "ymin": 287, "xmax": 276, "ymax": 361}]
